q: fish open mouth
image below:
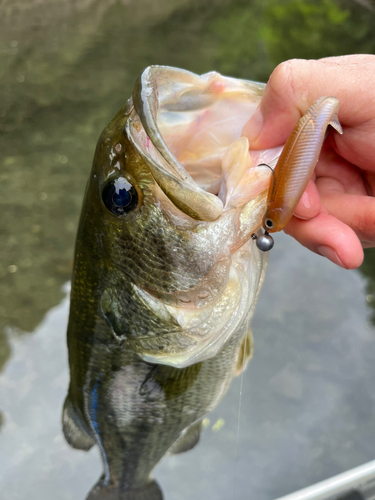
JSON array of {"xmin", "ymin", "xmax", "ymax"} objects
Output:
[
  {"xmin": 124, "ymin": 65, "xmax": 282, "ymax": 312},
  {"xmin": 128, "ymin": 65, "xmax": 282, "ymax": 222}
]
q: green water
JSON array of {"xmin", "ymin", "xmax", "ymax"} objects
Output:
[{"xmin": 2, "ymin": 0, "xmax": 375, "ymax": 499}]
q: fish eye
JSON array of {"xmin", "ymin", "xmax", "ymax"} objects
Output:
[
  {"xmin": 102, "ymin": 176, "xmax": 138, "ymax": 215},
  {"xmin": 265, "ymin": 219, "xmax": 274, "ymax": 229}
]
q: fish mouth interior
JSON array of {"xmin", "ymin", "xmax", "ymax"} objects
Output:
[
  {"xmin": 155, "ymin": 70, "xmax": 281, "ymax": 208},
  {"xmin": 130, "ymin": 66, "xmax": 283, "ymax": 219},
  {"xmin": 158, "ymin": 90, "xmax": 257, "ymax": 196}
]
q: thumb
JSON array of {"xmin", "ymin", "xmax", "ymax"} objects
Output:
[
  {"xmin": 243, "ymin": 59, "xmax": 308, "ymax": 149},
  {"xmin": 242, "ymin": 55, "xmax": 375, "ymax": 155}
]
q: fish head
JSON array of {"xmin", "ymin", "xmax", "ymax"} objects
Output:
[{"xmin": 80, "ymin": 66, "xmax": 283, "ymax": 367}]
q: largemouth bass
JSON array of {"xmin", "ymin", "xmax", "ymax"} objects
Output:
[{"xmin": 62, "ymin": 66, "xmax": 283, "ymax": 500}]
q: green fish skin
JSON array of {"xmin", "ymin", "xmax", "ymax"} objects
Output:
[{"xmin": 63, "ymin": 66, "xmax": 273, "ymax": 500}]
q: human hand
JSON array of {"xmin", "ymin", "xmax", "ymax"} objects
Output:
[{"xmin": 242, "ymin": 54, "xmax": 375, "ymax": 269}]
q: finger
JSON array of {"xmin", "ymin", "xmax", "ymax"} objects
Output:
[
  {"xmin": 315, "ymin": 142, "xmax": 368, "ymax": 196},
  {"xmin": 284, "ymin": 212, "xmax": 364, "ymax": 269},
  {"xmin": 242, "ymin": 55, "xmax": 375, "ymax": 170},
  {"xmin": 317, "ymin": 181, "xmax": 375, "ymax": 245}
]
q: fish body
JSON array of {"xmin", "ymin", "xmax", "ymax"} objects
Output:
[
  {"xmin": 62, "ymin": 66, "xmax": 283, "ymax": 500},
  {"xmin": 263, "ymin": 96, "xmax": 343, "ymax": 233}
]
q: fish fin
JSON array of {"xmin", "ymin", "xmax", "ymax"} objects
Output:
[
  {"xmin": 329, "ymin": 115, "xmax": 343, "ymax": 135},
  {"xmin": 167, "ymin": 420, "xmax": 202, "ymax": 455},
  {"xmin": 236, "ymin": 329, "xmax": 253, "ymax": 376},
  {"xmin": 140, "ymin": 363, "xmax": 201, "ymax": 398},
  {"xmin": 62, "ymin": 395, "xmax": 95, "ymax": 451},
  {"xmin": 87, "ymin": 478, "xmax": 163, "ymax": 500}
]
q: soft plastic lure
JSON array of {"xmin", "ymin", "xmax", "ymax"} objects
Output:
[{"xmin": 255, "ymin": 96, "xmax": 343, "ymax": 252}]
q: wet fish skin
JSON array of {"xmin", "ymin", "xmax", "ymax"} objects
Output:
[{"xmin": 63, "ymin": 67, "xmax": 270, "ymax": 500}]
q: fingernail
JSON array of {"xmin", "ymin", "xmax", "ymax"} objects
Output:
[
  {"xmin": 293, "ymin": 191, "xmax": 312, "ymax": 220},
  {"xmin": 299, "ymin": 190, "xmax": 311, "ymax": 209},
  {"xmin": 317, "ymin": 245, "xmax": 348, "ymax": 269},
  {"xmin": 242, "ymin": 104, "xmax": 263, "ymax": 143}
]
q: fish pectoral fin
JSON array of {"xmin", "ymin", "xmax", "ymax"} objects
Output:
[
  {"xmin": 87, "ymin": 478, "xmax": 163, "ymax": 500},
  {"xmin": 235, "ymin": 329, "xmax": 253, "ymax": 376},
  {"xmin": 167, "ymin": 420, "xmax": 202, "ymax": 455},
  {"xmin": 62, "ymin": 395, "xmax": 95, "ymax": 451},
  {"xmin": 100, "ymin": 288, "xmax": 127, "ymax": 341}
]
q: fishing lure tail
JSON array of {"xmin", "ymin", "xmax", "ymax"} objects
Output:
[{"xmin": 329, "ymin": 114, "xmax": 343, "ymax": 135}]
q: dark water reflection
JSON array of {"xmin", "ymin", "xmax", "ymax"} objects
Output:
[{"xmin": 1, "ymin": 0, "xmax": 375, "ymax": 498}]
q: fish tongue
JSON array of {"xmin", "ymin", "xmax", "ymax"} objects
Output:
[{"xmin": 219, "ymin": 137, "xmax": 272, "ymax": 209}]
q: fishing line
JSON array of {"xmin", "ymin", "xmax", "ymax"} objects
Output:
[{"xmin": 232, "ymin": 331, "xmax": 247, "ymax": 500}]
